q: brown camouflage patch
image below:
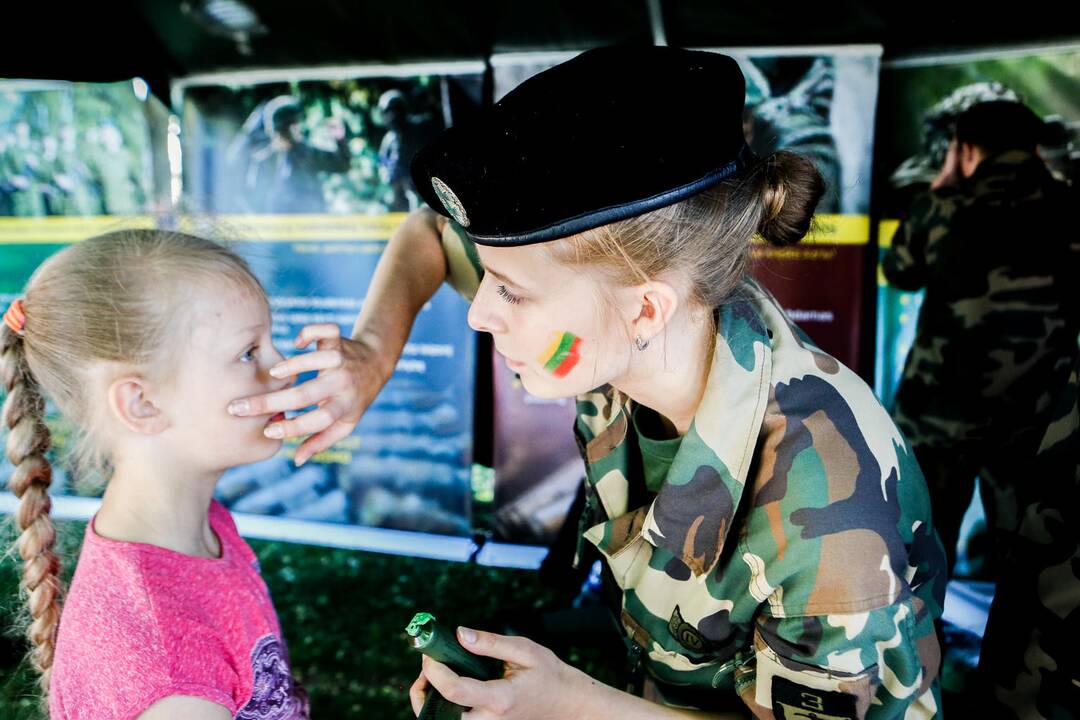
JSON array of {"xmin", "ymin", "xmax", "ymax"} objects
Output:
[
  {"xmin": 753, "ymin": 395, "xmax": 787, "ymax": 505},
  {"xmin": 620, "ymin": 608, "xmax": 653, "ymax": 649},
  {"xmin": 915, "ymin": 625, "xmax": 941, "ymax": 698},
  {"xmin": 778, "ymin": 312, "xmax": 840, "ymax": 375},
  {"xmin": 604, "ymin": 507, "xmax": 647, "ymax": 557},
  {"xmin": 587, "ymin": 411, "xmax": 628, "ymax": 463},
  {"xmin": 805, "ymin": 529, "xmax": 896, "ymax": 613},
  {"xmin": 803, "ymin": 409, "xmax": 860, "ymax": 504},
  {"xmin": 812, "ymin": 351, "xmax": 841, "ymax": 375},
  {"xmin": 765, "ymin": 501, "xmax": 788, "ymax": 561}
]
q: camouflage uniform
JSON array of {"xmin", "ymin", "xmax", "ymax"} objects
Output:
[
  {"xmin": 882, "ymin": 151, "xmax": 1079, "ymax": 570},
  {"xmin": 254, "ymin": 140, "xmax": 351, "ymax": 214},
  {"xmin": 979, "ymin": 356, "xmax": 1080, "ymax": 719},
  {"xmin": 0, "ymin": 142, "xmax": 47, "ymax": 217},
  {"xmin": 442, "ymin": 221, "xmax": 947, "ymax": 718},
  {"xmin": 42, "ymin": 152, "xmax": 101, "ymax": 216},
  {"xmin": 84, "ymin": 143, "xmax": 145, "ymax": 215}
]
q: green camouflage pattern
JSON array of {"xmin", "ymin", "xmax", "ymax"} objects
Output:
[
  {"xmin": 980, "ymin": 357, "xmax": 1080, "ymax": 719},
  {"xmin": 883, "ymin": 151, "xmax": 1079, "ymax": 455},
  {"xmin": 441, "ymin": 220, "xmax": 484, "ymax": 303},
  {"xmin": 0, "ymin": 139, "xmax": 48, "ymax": 216},
  {"xmin": 441, "ymin": 220, "xmax": 946, "ymax": 717}
]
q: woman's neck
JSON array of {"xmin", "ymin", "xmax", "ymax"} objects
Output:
[
  {"xmin": 612, "ymin": 306, "xmax": 715, "ymax": 437},
  {"xmin": 95, "ymin": 449, "xmax": 223, "ymax": 559}
]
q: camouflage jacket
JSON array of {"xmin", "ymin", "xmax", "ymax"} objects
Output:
[
  {"xmin": 441, "ymin": 221, "xmax": 946, "ymax": 719},
  {"xmin": 883, "ymin": 151, "xmax": 1080, "ymax": 449}
]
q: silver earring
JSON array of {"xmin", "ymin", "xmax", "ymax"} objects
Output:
[{"xmin": 634, "ymin": 335, "xmax": 650, "ymax": 352}]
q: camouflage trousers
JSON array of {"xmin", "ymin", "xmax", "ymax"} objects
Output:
[
  {"xmin": 912, "ymin": 432, "xmax": 1041, "ymax": 577},
  {"xmin": 979, "ymin": 498, "xmax": 1080, "ymax": 719},
  {"xmin": 978, "ymin": 362, "xmax": 1080, "ymax": 718}
]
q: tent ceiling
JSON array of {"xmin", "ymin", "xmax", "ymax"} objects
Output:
[{"xmin": 3, "ymin": 1, "xmax": 1076, "ymax": 101}]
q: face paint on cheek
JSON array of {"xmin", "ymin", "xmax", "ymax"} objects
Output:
[{"xmin": 537, "ymin": 331, "xmax": 582, "ymax": 378}]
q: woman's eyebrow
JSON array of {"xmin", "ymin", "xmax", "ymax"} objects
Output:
[{"xmin": 482, "ymin": 263, "xmax": 530, "ymax": 290}]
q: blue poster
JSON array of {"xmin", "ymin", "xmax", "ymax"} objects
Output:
[{"xmin": 177, "ymin": 65, "xmax": 485, "ymax": 555}]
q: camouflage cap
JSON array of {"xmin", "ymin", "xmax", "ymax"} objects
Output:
[
  {"xmin": 891, "ymin": 81, "xmax": 1022, "ymax": 188},
  {"xmin": 956, "ymin": 100, "xmax": 1049, "ymax": 152}
]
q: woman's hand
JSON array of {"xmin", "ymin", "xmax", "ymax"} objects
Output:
[
  {"xmin": 409, "ymin": 627, "xmax": 593, "ymax": 720},
  {"xmin": 228, "ymin": 323, "xmax": 393, "ymax": 466},
  {"xmin": 228, "ymin": 208, "xmax": 451, "ymax": 467}
]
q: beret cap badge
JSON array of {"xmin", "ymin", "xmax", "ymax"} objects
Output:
[{"xmin": 431, "ymin": 177, "xmax": 470, "ymax": 228}]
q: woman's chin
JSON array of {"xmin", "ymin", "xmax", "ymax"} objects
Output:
[{"xmin": 518, "ymin": 373, "xmax": 579, "ymax": 401}]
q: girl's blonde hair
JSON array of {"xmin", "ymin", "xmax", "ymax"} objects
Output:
[{"xmin": 1, "ymin": 229, "xmax": 264, "ymax": 694}]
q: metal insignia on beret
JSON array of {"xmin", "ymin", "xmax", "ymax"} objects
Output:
[{"xmin": 431, "ymin": 177, "xmax": 470, "ymax": 228}]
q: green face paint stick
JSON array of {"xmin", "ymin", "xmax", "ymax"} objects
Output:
[{"xmin": 405, "ymin": 612, "xmax": 502, "ymax": 720}]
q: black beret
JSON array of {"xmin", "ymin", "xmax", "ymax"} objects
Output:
[{"xmin": 411, "ymin": 46, "xmax": 755, "ymax": 246}]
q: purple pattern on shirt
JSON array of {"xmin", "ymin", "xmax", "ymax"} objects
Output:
[{"xmin": 237, "ymin": 635, "xmax": 308, "ymax": 720}]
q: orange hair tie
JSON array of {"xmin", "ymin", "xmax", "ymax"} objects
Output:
[{"xmin": 4, "ymin": 299, "xmax": 27, "ymax": 336}]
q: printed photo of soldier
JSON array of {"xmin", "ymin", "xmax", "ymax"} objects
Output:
[
  {"xmin": 0, "ymin": 81, "xmax": 163, "ymax": 507},
  {"xmin": 172, "ymin": 71, "xmax": 484, "ymax": 538},
  {"xmin": 182, "ymin": 73, "xmax": 480, "ymax": 215},
  {"xmin": 0, "ymin": 82, "xmax": 154, "ymax": 217}
]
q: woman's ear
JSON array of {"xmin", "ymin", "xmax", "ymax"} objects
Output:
[
  {"xmin": 625, "ymin": 279, "xmax": 680, "ymax": 346},
  {"xmin": 107, "ymin": 375, "xmax": 169, "ymax": 435}
]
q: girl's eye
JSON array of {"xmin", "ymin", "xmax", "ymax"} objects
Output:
[
  {"xmin": 240, "ymin": 346, "xmax": 258, "ymax": 363},
  {"xmin": 496, "ymin": 284, "xmax": 522, "ymax": 305}
]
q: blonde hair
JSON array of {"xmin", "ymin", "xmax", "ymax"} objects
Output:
[
  {"xmin": 546, "ymin": 151, "xmax": 825, "ymax": 310},
  {"xmin": 1, "ymin": 229, "xmax": 264, "ymax": 694}
]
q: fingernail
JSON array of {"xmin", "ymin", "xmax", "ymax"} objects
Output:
[
  {"xmin": 228, "ymin": 400, "xmax": 250, "ymax": 416},
  {"xmin": 295, "ymin": 455, "xmax": 307, "ymax": 467},
  {"xmin": 264, "ymin": 424, "xmax": 284, "ymax": 439},
  {"xmin": 269, "ymin": 365, "xmax": 285, "ymax": 378},
  {"xmin": 458, "ymin": 627, "xmax": 476, "ymax": 645}
]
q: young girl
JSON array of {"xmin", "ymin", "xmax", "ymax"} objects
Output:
[{"xmin": 2, "ymin": 230, "xmax": 309, "ymax": 719}]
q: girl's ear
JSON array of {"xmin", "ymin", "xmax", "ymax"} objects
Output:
[{"xmin": 107, "ymin": 375, "xmax": 169, "ymax": 435}]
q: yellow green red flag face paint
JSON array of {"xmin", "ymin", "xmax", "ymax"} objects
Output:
[{"xmin": 537, "ymin": 331, "xmax": 582, "ymax": 377}]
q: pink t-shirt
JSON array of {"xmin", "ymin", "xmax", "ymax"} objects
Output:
[{"xmin": 50, "ymin": 500, "xmax": 309, "ymax": 720}]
